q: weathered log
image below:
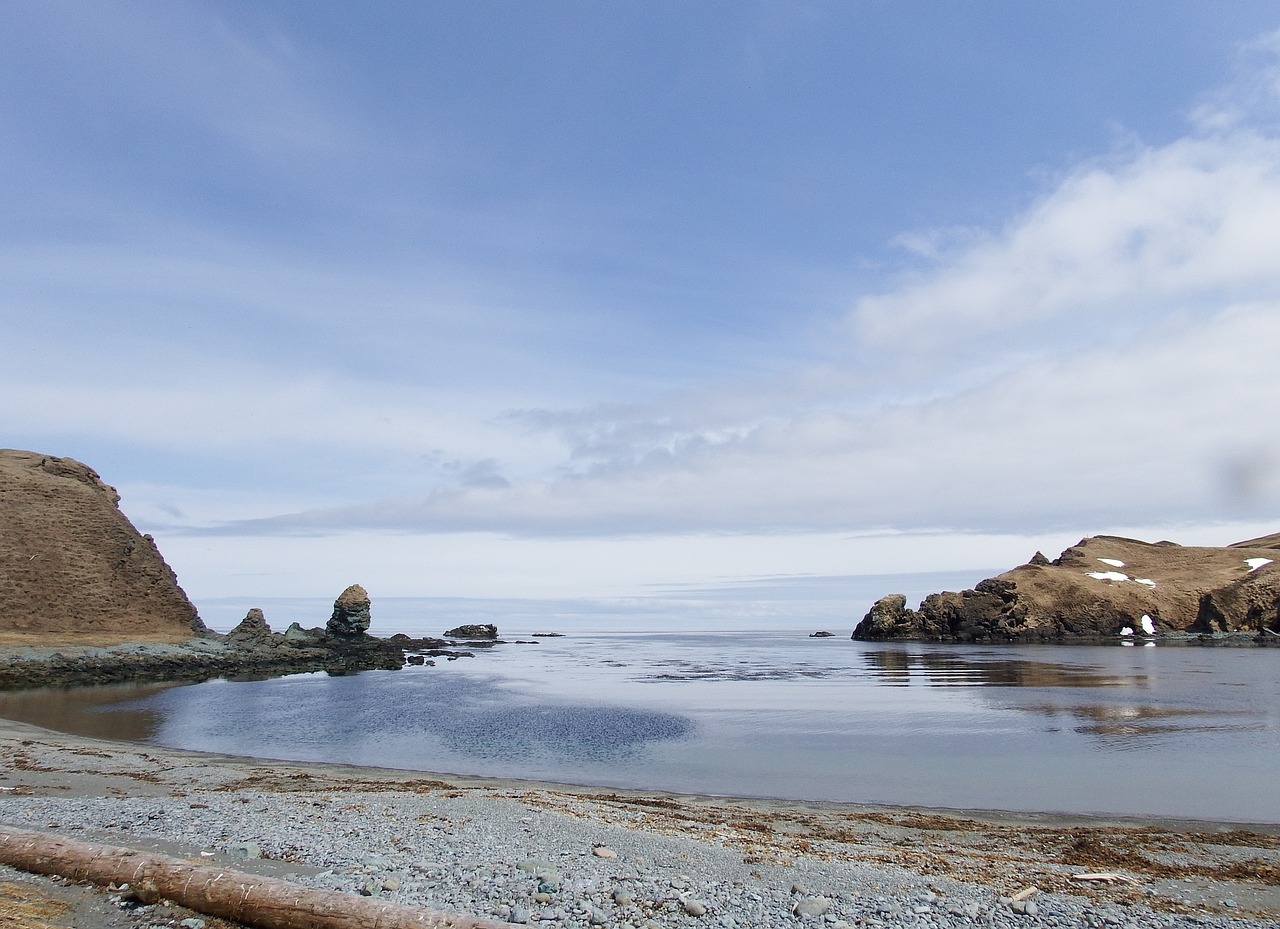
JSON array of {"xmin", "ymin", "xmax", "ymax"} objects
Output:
[{"xmin": 0, "ymin": 825, "xmax": 512, "ymax": 929}]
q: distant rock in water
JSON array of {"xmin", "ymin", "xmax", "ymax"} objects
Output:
[
  {"xmin": 853, "ymin": 532, "xmax": 1280, "ymax": 643},
  {"xmin": 0, "ymin": 449, "xmax": 206, "ymax": 643},
  {"xmin": 809, "ymin": 631, "xmax": 835, "ymax": 637},
  {"xmin": 327, "ymin": 584, "xmax": 372, "ymax": 637},
  {"xmin": 444, "ymin": 623, "xmax": 498, "ymax": 639}
]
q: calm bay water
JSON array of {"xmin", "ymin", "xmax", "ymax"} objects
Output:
[{"xmin": 8, "ymin": 630, "xmax": 1279, "ymax": 823}]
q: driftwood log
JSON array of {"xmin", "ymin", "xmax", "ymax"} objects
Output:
[{"xmin": 0, "ymin": 825, "xmax": 513, "ymax": 929}]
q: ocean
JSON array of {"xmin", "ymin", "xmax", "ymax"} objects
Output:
[{"xmin": 5, "ymin": 578, "xmax": 1279, "ymax": 824}]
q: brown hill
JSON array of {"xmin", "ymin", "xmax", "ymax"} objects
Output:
[
  {"xmin": 0, "ymin": 450, "xmax": 205, "ymax": 645},
  {"xmin": 854, "ymin": 533, "xmax": 1280, "ymax": 642}
]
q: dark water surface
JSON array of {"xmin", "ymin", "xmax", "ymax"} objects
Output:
[{"xmin": 5, "ymin": 634, "xmax": 1278, "ymax": 822}]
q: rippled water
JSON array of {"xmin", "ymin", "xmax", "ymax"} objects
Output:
[{"xmin": 6, "ymin": 633, "xmax": 1279, "ymax": 822}]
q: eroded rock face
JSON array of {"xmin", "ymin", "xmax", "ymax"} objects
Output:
[
  {"xmin": 227, "ymin": 608, "xmax": 275, "ymax": 647},
  {"xmin": 0, "ymin": 449, "xmax": 206, "ymax": 643},
  {"xmin": 853, "ymin": 533, "xmax": 1280, "ymax": 642},
  {"xmin": 327, "ymin": 584, "xmax": 372, "ymax": 637}
]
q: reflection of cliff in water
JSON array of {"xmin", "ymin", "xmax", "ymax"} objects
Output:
[
  {"xmin": 859, "ymin": 649, "xmax": 1258, "ymax": 746},
  {"xmin": 860, "ymin": 648, "xmax": 1141, "ymax": 688},
  {"xmin": 1018, "ymin": 702, "xmax": 1255, "ymax": 745},
  {"xmin": 0, "ymin": 681, "xmax": 182, "ymax": 742}
]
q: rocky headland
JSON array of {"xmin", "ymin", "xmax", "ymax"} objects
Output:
[
  {"xmin": 854, "ymin": 532, "xmax": 1280, "ymax": 643},
  {"xmin": 0, "ymin": 450, "xmax": 205, "ymax": 645},
  {"xmin": 0, "ymin": 448, "xmax": 502, "ymax": 691}
]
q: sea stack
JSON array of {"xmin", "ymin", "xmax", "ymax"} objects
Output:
[{"xmin": 328, "ymin": 584, "xmax": 372, "ymax": 637}]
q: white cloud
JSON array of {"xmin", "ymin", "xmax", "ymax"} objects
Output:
[{"xmin": 855, "ymin": 131, "xmax": 1280, "ymax": 354}]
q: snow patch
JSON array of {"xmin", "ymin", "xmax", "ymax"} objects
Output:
[
  {"xmin": 1086, "ymin": 571, "xmax": 1129, "ymax": 582},
  {"xmin": 1245, "ymin": 558, "xmax": 1273, "ymax": 572},
  {"xmin": 1134, "ymin": 578, "xmax": 1157, "ymax": 588},
  {"xmin": 1140, "ymin": 615, "xmax": 1156, "ymax": 635},
  {"xmin": 1097, "ymin": 558, "xmax": 1125, "ymax": 568}
]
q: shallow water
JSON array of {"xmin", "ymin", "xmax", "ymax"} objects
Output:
[{"xmin": 7, "ymin": 632, "xmax": 1279, "ymax": 823}]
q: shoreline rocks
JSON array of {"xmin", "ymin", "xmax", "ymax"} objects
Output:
[{"xmin": 854, "ymin": 532, "xmax": 1280, "ymax": 643}]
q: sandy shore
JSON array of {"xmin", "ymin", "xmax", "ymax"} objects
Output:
[{"xmin": 2, "ymin": 717, "xmax": 1279, "ymax": 928}]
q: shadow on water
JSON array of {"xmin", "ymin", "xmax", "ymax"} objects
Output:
[{"xmin": 438, "ymin": 703, "xmax": 693, "ymax": 762}]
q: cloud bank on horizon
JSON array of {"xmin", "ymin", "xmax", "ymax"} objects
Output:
[{"xmin": 3, "ymin": 3, "xmax": 1280, "ymax": 598}]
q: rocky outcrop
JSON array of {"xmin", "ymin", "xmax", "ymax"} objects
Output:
[
  {"xmin": 854, "ymin": 533, "xmax": 1280, "ymax": 643},
  {"xmin": 327, "ymin": 584, "xmax": 372, "ymax": 637},
  {"xmin": 0, "ymin": 449, "xmax": 206, "ymax": 644},
  {"xmin": 226, "ymin": 608, "xmax": 276, "ymax": 647},
  {"xmin": 444, "ymin": 623, "xmax": 498, "ymax": 639}
]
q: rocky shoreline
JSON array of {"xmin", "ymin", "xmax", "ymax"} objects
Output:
[
  {"xmin": 1, "ymin": 718, "xmax": 1279, "ymax": 929},
  {"xmin": 854, "ymin": 533, "xmax": 1280, "ymax": 644},
  {"xmin": 0, "ymin": 577, "xmax": 522, "ymax": 692}
]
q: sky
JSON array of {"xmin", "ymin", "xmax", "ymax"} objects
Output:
[{"xmin": 4, "ymin": 2, "xmax": 1280, "ymax": 612}]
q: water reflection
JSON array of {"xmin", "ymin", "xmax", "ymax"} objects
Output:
[
  {"xmin": 1018, "ymin": 702, "xmax": 1256, "ymax": 747},
  {"xmin": 0, "ymin": 681, "xmax": 179, "ymax": 741},
  {"xmin": 860, "ymin": 648, "xmax": 1140, "ymax": 688}
]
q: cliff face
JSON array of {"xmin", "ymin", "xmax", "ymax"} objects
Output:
[
  {"xmin": 0, "ymin": 449, "xmax": 205, "ymax": 644},
  {"xmin": 854, "ymin": 533, "xmax": 1280, "ymax": 642}
]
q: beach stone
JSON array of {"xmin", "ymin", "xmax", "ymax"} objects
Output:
[
  {"xmin": 613, "ymin": 890, "xmax": 635, "ymax": 906},
  {"xmin": 519, "ymin": 859, "xmax": 557, "ymax": 874},
  {"xmin": 328, "ymin": 584, "xmax": 371, "ymax": 636},
  {"xmin": 511, "ymin": 907, "xmax": 531, "ymax": 924},
  {"xmin": 225, "ymin": 841, "xmax": 260, "ymax": 859},
  {"xmin": 593, "ymin": 845, "xmax": 619, "ymax": 858},
  {"xmin": 1010, "ymin": 898, "xmax": 1038, "ymax": 917},
  {"xmin": 682, "ymin": 898, "xmax": 709, "ymax": 916},
  {"xmin": 793, "ymin": 897, "xmax": 832, "ymax": 918}
]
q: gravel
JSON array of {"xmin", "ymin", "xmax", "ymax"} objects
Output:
[{"xmin": 4, "ymin": 788, "xmax": 1278, "ymax": 929}]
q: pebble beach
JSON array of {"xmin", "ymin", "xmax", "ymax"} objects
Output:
[{"xmin": 2, "ymin": 717, "xmax": 1279, "ymax": 929}]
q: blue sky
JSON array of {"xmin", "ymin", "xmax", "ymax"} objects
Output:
[{"xmin": 5, "ymin": 2, "xmax": 1280, "ymax": 605}]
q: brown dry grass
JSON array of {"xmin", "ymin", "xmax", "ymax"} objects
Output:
[
  {"xmin": 0, "ymin": 632, "xmax": 195, "ymax": 647},
  {"xmin": 0, "ymin": 882, "xmax": 70, "ymax": 929}
]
